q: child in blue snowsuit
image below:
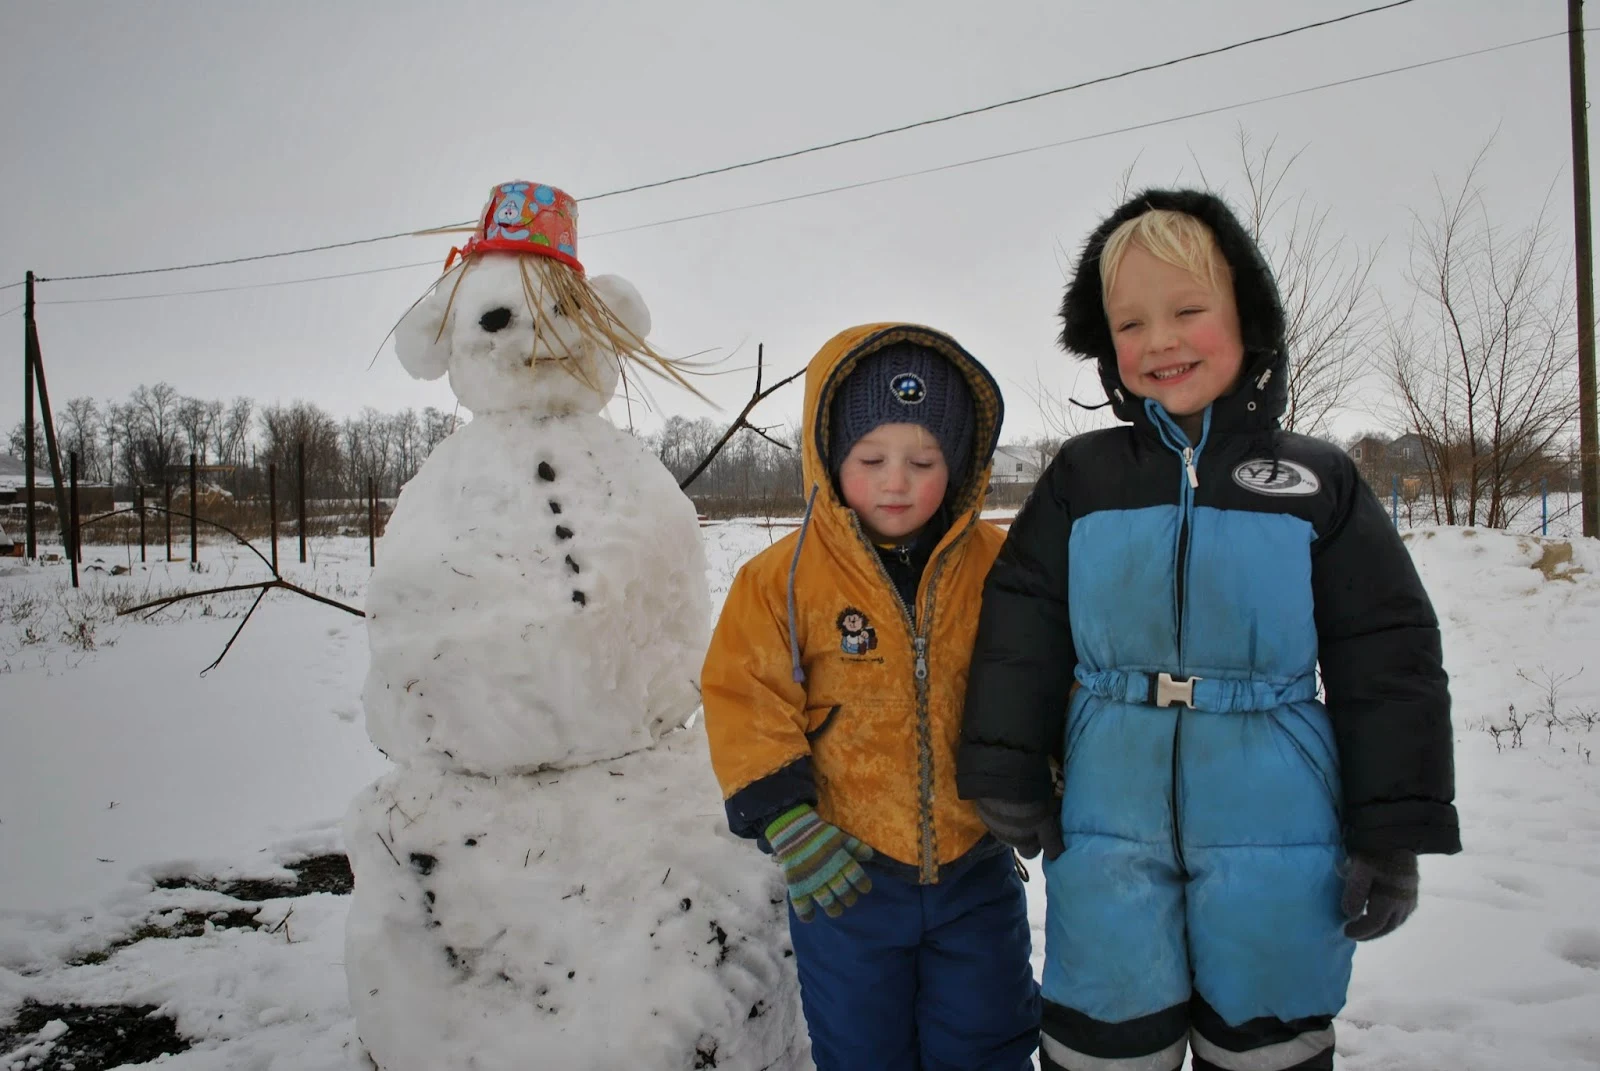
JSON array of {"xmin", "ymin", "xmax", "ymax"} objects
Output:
[{"xmin": 957, "ymin": 190, "xmax": 1460, "ymax": 1071}]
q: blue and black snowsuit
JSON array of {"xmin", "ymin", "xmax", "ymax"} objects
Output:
[{"xmin": 957, "ymin": 190, "xmax": 1460, "ymax": 1071}]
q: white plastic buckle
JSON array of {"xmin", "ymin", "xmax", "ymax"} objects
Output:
[{"xmin": 1154, "ymin": 672, "xmax": 1200, "ymax": 709}]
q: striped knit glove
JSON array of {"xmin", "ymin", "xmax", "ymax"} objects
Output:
[{"xmin": 765, "ymin": 804, "xmax": 874, "ymax": 922}]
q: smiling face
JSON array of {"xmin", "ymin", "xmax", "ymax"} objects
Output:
[
  {"xmin": 837, "ymin": 423, "xmax": 949, "ymax": 543},
  {"xmin": 1104, "ymin": 240, "xmax": 1245, "ymax": 427}
]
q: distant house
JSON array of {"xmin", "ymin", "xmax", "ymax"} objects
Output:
[
  {"xmin": 990, "ymin": 446, "xmax": 1043, "ymax": 485},
  {"xmin": 1345, "ymin": 432, "xmax": 1434, "ymax": 488},
  {"xmin": 1388, "ymin": 433, "xmax": 1429, "ymax": 472},
  {"xmin": 0, "ymin": 453, "xmax": 55, "ymax": 508},
  {"xmin": 1348, "ymin": 434, "xmax": 1387, "ymax": 466},
  {"xmin": 0, "ymin": 453, "xmax": 114, "ymax": 513}
]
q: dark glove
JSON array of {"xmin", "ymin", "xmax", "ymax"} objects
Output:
[
  {"xmin": 974, "ymin": 798, "xmax": 1064, "ymax": 862},
  {"xmin": 1341, "ymin": 849, "xmax": 1419, "ymax": 941},
  {"xmin": 765, "ymin": 804, "xmax": 873, "ymax": 922}
]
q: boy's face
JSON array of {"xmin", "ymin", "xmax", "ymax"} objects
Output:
[
  {"xmin": 838, "ymin": 423, "xmax": 949, "ymax": 543},
  {"xmin": 1105, "ymin": 243, "xmax": 1245, "ymax": 421}
]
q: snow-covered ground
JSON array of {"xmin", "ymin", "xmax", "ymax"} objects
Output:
[{"xmin": 1, "ymin": 523, "xmax": 1598, "ymax": 1069}]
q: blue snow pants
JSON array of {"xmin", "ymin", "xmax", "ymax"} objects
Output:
[
  {"xmin": 1039, "ymin": 501, "xmax": 1359, "ymax": 1071},
  {"xmin": 787, "ymin": 849, "xmax": 1040, "ymax": 1071}
]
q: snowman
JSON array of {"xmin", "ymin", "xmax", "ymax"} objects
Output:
[{"xmin": 344, "ymin": 181, "xmax": 806, "ymax": 1070}]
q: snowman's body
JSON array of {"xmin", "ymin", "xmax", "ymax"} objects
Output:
[
  {"xmin": 345, "ymin": 251, "xmax": 804, "ymax": 1070},
  {"xmin": 362, "ymin": 410, "xmax": 707, "ymax": 772},
  {"xmin": 344, "ymin": 729, "xmax": 804, "ymax": 1071}
]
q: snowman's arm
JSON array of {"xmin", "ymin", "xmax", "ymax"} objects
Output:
[{"xmin": 701, "ymin": 563, "xmax": 816, "ymax": 846}]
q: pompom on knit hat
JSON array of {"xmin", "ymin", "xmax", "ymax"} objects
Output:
[{"xmin": 828, "ymin": 342, "xmax": 975, "ymax": 483}]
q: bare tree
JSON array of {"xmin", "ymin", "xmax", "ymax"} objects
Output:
[
  {"xmin": 177, "ymin": 396, "xmax": 223, "ymax": 464},
  {"xmin": 129, "ymin": 382, "xmax": 185, "ymax": 482},
  {"xmin": 1202, "ymin": 131, "xmax": 1378, "ymax": 435},
  {"xmin": 1021, "ymin": 366, "xmax": 1113, "ymax": 443},
  {"xmin": 102, "ymin": 402, "xmax": 142, "ymax": 488},
  {"xmin": 341, "ymin": 407, "xmax": 396, "ymax": 496},
  {"xmin": 58, "ymin": 397, "xmax": 104, "ymax": 482},
  {"xmin": 259, "ymin": 401, "xmax": 342, "ymax": 497},
  {"xmin": 208, "ymin": 396, "xmax": 253, "ymax": 470},
  {"xmin": 421, "ymin": 406, "xmax": 457, "ymax": 452},
  {"xmin": 6, "ymin": 420, "xmax": 45, "ymax": 466},
  {"xmin": 1386, "ymin": 149, "xmax": 1580, "ymax": 528}
]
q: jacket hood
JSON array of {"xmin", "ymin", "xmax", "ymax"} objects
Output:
[
  {"xmin": 800, "ymin": 323, "xmax": 1003, "ymax": 524},
  {"xmin": 1058, "ymin": 188, "xmax": 1289, "ymax": 434}
]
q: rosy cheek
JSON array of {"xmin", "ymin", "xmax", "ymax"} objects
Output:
[
  {"xmin": 839, "ymin": 469, "xmax": 872, "ymax": 512},
  {"xmin": 1113, "ymin": 340, "xmax": 1142, "ymax": 382},
  {"xmin": 913, "ymin": 472, "xmax": 948, "ymax": 514},
  {"xmin": 1185, "ymin": 322, "xmax": 1241, "ymax": 364}
]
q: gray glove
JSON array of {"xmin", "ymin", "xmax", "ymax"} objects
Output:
[
  {"xmin": 974, "ymin": 798, "xmax": 1064, "ymax": 862},
  {"xmin": 1341, "ymin": 849, "xmax": 1419, "ymax": 941}
]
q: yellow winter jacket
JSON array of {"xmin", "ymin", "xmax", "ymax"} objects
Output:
[{"xmin": 702, "ymin": 323, "xmax": 1006, "ymax": 883}]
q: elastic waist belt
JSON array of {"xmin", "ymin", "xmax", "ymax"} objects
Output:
[{"xmin": 1074, "ymin": 666, "xmax": 1318, "ymax": 713}]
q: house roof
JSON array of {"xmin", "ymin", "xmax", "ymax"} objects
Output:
[
  {"xmin": 994, "ymin": 445, "xmax": 1038, "ymax": 465},
  {"xmin": 0, "ymin": 453, "xmax": 54, "ymax": 492}
]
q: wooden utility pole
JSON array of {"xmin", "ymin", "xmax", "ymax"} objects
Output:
[
  {"xmin": 23, "ymin": 274, "xmax": 35, "ymax": 557},
  {"xmin": 21, "ymin": 271, "xmax": 70, "ymax": 553},
  {"xmin": 1572, "ymin": 0, "xmax": 1600, "ymax": 537}
]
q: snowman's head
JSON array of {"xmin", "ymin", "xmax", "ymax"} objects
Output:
[{"xmin": 393, "ymin": 253, "xmax": 651, "ymax": 417}]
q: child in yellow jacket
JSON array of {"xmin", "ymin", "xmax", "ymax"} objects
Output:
[{"xmin": 702, "ymin": 323, "xmax": 1039, "ymax": 1070}]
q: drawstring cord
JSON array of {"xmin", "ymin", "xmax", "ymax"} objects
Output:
[{"xmin": 787, "ymin": 484, "xmax": 821, "ymax": 684}]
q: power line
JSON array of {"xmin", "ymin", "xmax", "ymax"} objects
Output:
[
  {"xmin": 35, "ymin": 228, "xmax": 442, "ymax": 285},
  {"xmin": 35, "ymin": 260, "xmax": 439, "ymax": 307},
  {"xmin": 16, "ymin": 31, "xmax": 1564, "ymax": 312},
  {"xmin": 0, "ymin": 304, "xmax": 20, "ymax": 319},
  {"xmin": 585, "ymin": 33, "xmax": 1568, "ymax": 236},
  {"xmin": 580, "ymin": 0, "xmax": 1420, "ymax": 202},
  {"xmin": 29, "ymin": 0, "xmax": 1417, "ymax": 286},
  {"xmin": 0, "ymin": 280, "xmax": 23, "ymax": 293}
]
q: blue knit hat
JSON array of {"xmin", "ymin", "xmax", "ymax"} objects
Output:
[{"xmin": 829, "ymin": 342, "xmax": 974, "ymax": 482}]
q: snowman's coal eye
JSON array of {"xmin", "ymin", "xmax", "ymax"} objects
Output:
[{"xmin": 479, "ymin": 307, "xmax": 513, "ymax": 332}]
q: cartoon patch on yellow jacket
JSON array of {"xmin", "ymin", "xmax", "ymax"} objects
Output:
[{"xmin": 701, "ymin": 323, "xmax": 1006, "ymax": 883}]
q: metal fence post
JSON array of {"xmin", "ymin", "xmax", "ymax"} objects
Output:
[
  {"xmin": 297, "ymin": 441, "xmax": 307, "ymax": 565},
  {"xmin": 189, "ymin": 453, "xmax": 198, "ymax": 568},
  {"xmin": 367, "ymin": 476, "xmax": 377, "ymax": 567},
  {"xmin": 69, "ymin": 452, "xmax": 79, "ymax": 588},
  {"xmin": 269, "ymin": 463, "xmax": 279, "ymax": 574}
]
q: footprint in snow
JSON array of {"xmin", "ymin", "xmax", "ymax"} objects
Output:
[
  {"xmin": 1548, "ymin": 928, "xmax": 1600, "ymax": 971},
  {"xmin": 1498, "ymin": 977, "xmax": 1594, "ymax": 1006},
  {"xmin": 1486, "ymin": 872, "xmax": 1541, "ymax": 898}
]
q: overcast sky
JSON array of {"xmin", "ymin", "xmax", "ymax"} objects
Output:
[{"xmin": 0, "ymin": 0, "xmax": 1587, "ymax": 451}]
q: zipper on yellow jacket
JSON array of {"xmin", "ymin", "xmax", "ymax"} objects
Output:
[{"xmin": 850, "ymin": 506, "xmax": 979, "ymax": 884}]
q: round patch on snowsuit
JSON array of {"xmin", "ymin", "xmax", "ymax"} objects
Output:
[{"xmin": 1231, "ymin": 458, "xmax": 1321, "ymax": 496}]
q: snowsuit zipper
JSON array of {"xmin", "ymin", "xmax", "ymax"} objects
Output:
[{"xmin": 1151, "ymin": 404, "xmax": 1210, "ymax": 881}]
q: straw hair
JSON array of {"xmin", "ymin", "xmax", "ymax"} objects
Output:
[
  {"xmin": 1099, "ymin": 208, "xmax": 1233, "ymax": 307},
  {"xmin": 432, "ymin": 255, "xmax": 713, "ymax": 406}
]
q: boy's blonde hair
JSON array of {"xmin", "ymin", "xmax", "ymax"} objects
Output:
[{"xmin": 1099, "ymin": 209, "xmax": 1233, "ymax": 306}]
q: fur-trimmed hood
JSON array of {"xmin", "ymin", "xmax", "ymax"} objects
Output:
[{"xmin": 1058, "ymin": 188, "xmax": 1289, "ymax": 433}]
